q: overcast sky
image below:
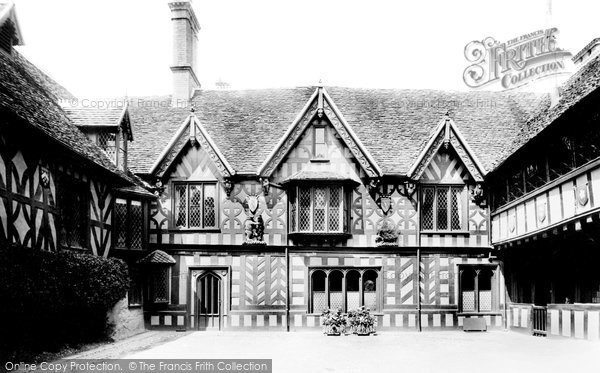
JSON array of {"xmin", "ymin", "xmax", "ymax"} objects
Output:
[{"xmin": 13, "ymin": 0, "xmax": 600, "ymax": 97}]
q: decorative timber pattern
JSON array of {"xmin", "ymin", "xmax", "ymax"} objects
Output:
[
  {"xmin": 0, "ymin": 133, "xmax": 113, "ymax": 255},
  {"xmin": 90, "ymin": 181, "xmax": 113, "ymax": 257},
  {"xmin": 412, "ymin": 127, "xmax": 483, "ymax": 182},
  {"xmin": 492, "ymin": 161, "xmax": 600, "ymax": 245},
  {"xmin": 420, "ymin": 149, "xmax": 469, "ymax": 183},
  {"xmin": 419, "ymin": 147, "xmax": 489, "ymax": 247}
]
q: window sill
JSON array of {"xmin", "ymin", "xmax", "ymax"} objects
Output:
[
  {"xmin": 458, "ymin": 311, "xmax": 502, "ymax": 316},
  {"xmin": 310, "ymin": 158, "xmax": 330, "ymax": 163},
  {"xmin": 420, "ymin": 230, "xmax": 470, "ymax": 235},
  {"xmin": 169, "ymin": 228, "xmax": 221, "ymax": 233},
  {"xmin": 128, "ymin": 304, "xmax": 143, "ymax": 309}
]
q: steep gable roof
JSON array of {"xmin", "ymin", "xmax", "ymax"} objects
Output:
[
  {"xmin": 408, "ymin": 114, "xmax": 485, "ymax": 182},
  {"xmin": 257, "ymin": 87, "xmax": 383, "ymax": 178},
  {"xmin": 149, "ymin": 111, "xmax": 235, "ymax": 179},
  {"xmin": 0, "ymin": 51, "xmax": 141, "ymax": 186},
  {"xmin": 127, "ymin": 87, "xmax": 542, "ymax": 177}
]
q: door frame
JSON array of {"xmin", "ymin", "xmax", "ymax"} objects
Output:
[{"xmin": 187, "ymin": 266, "xmax": 230, "ymax": 330}]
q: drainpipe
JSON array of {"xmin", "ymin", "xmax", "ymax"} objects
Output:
[
  {"xmin": 285, "ymin": 245, "xmax": 290, "ymax": 332},
  {"xmin": 415, "ymin": 185, "xmax": 422, "ymax": 332},
  {"xmin": 417, "ymin": 247, "xmax": 422, "ymax": 332}
]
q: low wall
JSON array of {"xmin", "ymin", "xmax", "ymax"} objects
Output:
[
  {"xmin": 507, "ymin": 303, "xmax": 533, "ymax": 331},
  {"xmin": 108, "ymin": 296, "xmax": 145, "ymax": 340},
  {"xmin": 547, "ymin": 304, "xmax": 600, "ymax": 341}
]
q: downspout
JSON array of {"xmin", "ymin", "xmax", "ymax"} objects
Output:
[
  {"xmin": 417, "ymin": 247, "xmax": 422, "ymax": 332},
  {"xmin": 415, "ymin": 184, "xmax": 422, "ymax": 332},
  {"xmin": 285, "ymin": 245, "xmax": 290, "ymax": 332}
]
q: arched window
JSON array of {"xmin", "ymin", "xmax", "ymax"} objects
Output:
[
  {"xmin": 309, "ymin": 268, "xmax": 380, "ymax": 313},
  {"xmin": 461, "ymin": 267, "xmax": 476, "ymax": 312},
  {"xmin": 311, "ymin": 271, "xmax": 327, "ymax": 313},
  {"xmin": 363, "ymin": 270, "xmax": 378, "ymax": 311},
  {"xmin": 346, "ymin": 271, "xmax": 361, "ymax": 310},
  {"xmin": 478, "ymin": 269, "xmax": 493, "ymax": 311},
  {"xmin": 329, "ymin": 271, "xmax": 344, "ymax": 310}
]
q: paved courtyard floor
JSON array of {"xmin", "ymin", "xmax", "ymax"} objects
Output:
[{"xmin": 125, "ymin": 331, "xmax": 599, "ymax": 373}]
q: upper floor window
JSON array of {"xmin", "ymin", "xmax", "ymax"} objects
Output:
[
  {"xmin": 97, "ymin": 129, "xmax": 127, "ymax": 171},
  {"xmin": 289, "ymin": 185, "xmax": 347, "ymax": 233},
  {"xmin": 114, "ymin": 198, "xmax": 144, "ymax": 250},
  {"xmin": 173, "ymin": 182, "xmax": 218, "ymax": 229},
  {"xmin": 421, "ymin": 185, "xmax": 466, "ymax": 232},
  {"xmin": 57, "ymin": 177, "xmax": 88, "ymax": 248},
  {"xmin": 313, "ymin": 126, "xmax": 328, "ymax": 159}
]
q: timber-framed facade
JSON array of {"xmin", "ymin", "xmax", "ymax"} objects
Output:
[{"xmin": 2, "ymin": 0, "xmax": 600, "ymax": 341}]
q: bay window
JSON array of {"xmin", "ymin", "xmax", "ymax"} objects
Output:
[
  {"xmin": 421, "ymin": 185, "xmax": 466, "ymax": 231},
  {"xmin": 289, "ymin": 185, "xmax": 348, "ymax": 234}
]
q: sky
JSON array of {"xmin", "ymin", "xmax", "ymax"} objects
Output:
[{"xmin": 12, "ymin": 0, "xmax": 600, "ymax": 98}]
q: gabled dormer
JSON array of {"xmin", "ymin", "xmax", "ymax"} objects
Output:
[
  {"xmin": 0, "ymin": 1, "xmax": 24, "ymax": 56},
  {"xmin": 408, "ymin": 114, "xmax": 486, "ymax": 234},
  {"xmin": 62, "ymin": 103, "xmax": 134, "ymax": 171}
]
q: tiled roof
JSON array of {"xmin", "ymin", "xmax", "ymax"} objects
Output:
[
  {"xmin": 127, "ymin": 88, "xmax": 315, "ymax": 174},
  {"xmin": 138, "ymin": 250, "xmax": 176, "ymax": 265},
  {"xmin": 128, "ymin": 88, "xmax": 541, "ymax": 176},
  {"xmin": 62, "ymin": 105, "xmax": 126, "ymax": 127},
  {"xmin": 13, "ymin": 53, "xmax": 75, "ymax": 100},
  {"xmin": 497, "ymin": 54, "xmax": 600, "ymax": 170},
  {"xmin": 0, "ymin": 51, "xmax": 141, "ymax": 186}
]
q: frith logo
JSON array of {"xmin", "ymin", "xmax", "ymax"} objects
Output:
[{"xmin": 463, "ymin": 28, "xmax": 572, "ymax": 90}]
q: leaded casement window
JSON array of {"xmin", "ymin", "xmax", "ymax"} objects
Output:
[
  {"xmin": 173, "ymin": 182, "xmax": 218, "ymax": 229},
  {"xmin": 149, "ymin": 266, "xmax": 170, "ymax": 304},
  {"xmin": 114, "ymin": 198, "xmax": 144, "ymax": 250},
  {"xmin": 98, "ymin": 130, "xmax": 117, "ymax": 163},
  {"xmin": 289, "ymin": 185, "xmax": 348, "ymax": 233},
  {"xmin": 128, "ymin": 265, "xmax": 143, "ymax": 307},
  {"xmin": 57, "ymin": 177, "xmax": 88, "ymax": 248},
  {"xmin": 421, "ymin": 185, "xmax": 466, "ymax": 232},
  {"xmin": 97, "ymin": 129, "xmax": 127, "ymax": 171},
  {"xmin": 310, "ymin": 268, "xmax": 379, "ymax": 313},
  {"xmin": 459, "ymin": 265, "xmax": 497, "ymax": 313}
]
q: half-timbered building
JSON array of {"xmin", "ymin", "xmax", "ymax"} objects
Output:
[{"xmin": 3, "ymin": 0, "xmax": 600, "ymax": 341}]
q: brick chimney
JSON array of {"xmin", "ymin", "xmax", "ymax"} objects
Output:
[{"xmin": 169, "ymin": 0, "xmax": 200, "ymax": 108}]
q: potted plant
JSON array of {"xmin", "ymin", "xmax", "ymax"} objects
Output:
[
  {"xmin": 321, "ymin": 308, "xmax": 346, "ymax": 336},
  {"xmin": 347, "ymin": 306, "xmax": 376, "ymax": 335},
  {"xmin": 375, "ymin": 220, "xmax": 399, "ymax": 247}
]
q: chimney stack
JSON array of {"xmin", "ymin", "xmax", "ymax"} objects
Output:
[{"xmin": 169, "ymin": 1, "xmax": 200, "ymax": 108}]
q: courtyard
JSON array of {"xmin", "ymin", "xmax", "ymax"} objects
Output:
[{"xmin": 112, "ymin": 331, "xmax": 599, "ymax": 373}]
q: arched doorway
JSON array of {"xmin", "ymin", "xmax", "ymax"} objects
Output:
[{"xmin": 196, "ymin": 272, "xmax": 222, "ymax": 330}]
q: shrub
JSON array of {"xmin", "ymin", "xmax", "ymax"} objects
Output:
[
  {"xmin": 375, "ymin": 220, "xmax": 399, "ymax": 246},
  {"xmin": 0, "ymin": 244, "xmax": 129, "ymax": 361}
]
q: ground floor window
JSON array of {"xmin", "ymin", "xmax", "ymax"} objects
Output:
[
  {"xmin": 459, "ymin": 265, "xmax": 497, "ymax": 312},
  {"xmin": 311, "ymin": 268, "xmax": 379, "ymax": 313},
  {"xmin": 148, "ymin": 266, "xmax": 170, "ymax": 304},
  {"xmin": 128, "ymin": 265, "xmax": 143, "ymax": 307}
]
